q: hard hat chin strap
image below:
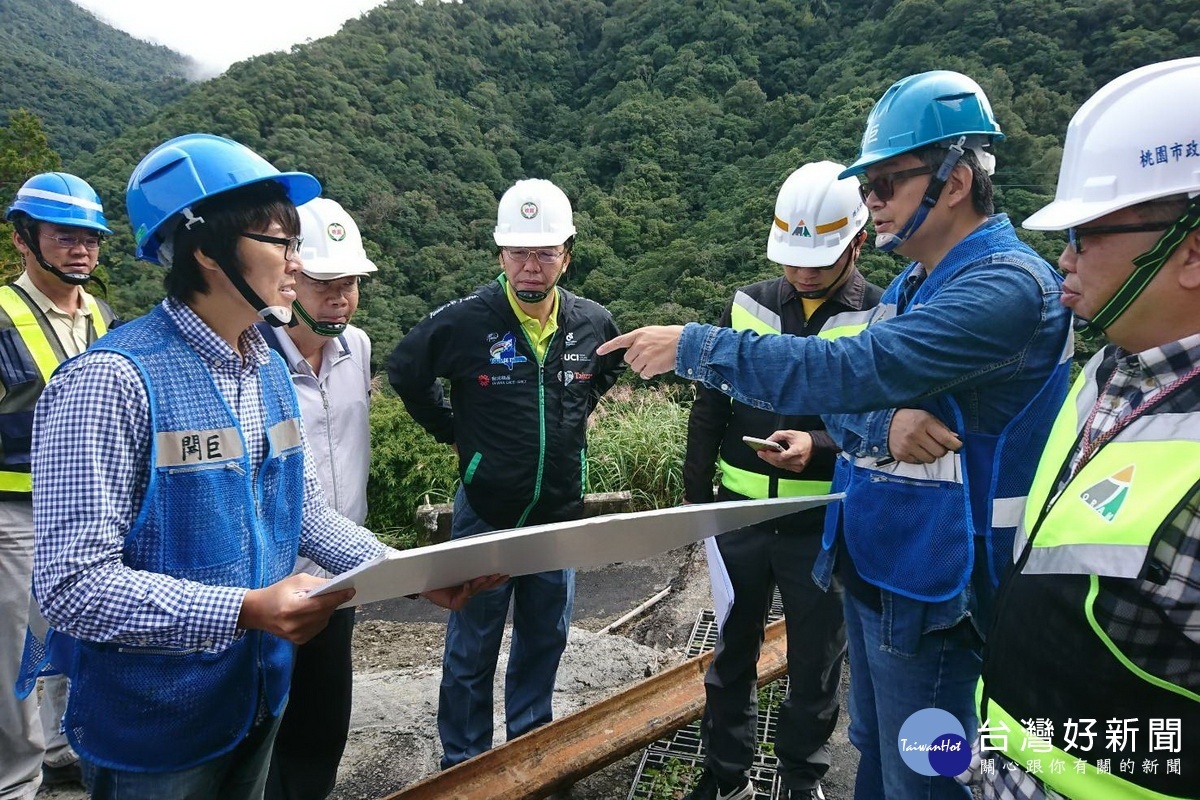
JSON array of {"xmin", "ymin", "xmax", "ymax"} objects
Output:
[
  {"xmin": 13, "ymin": 219, "xmax": 107, "ymax": 293},
  {"xmin": 292, "ymin": 300, "xmax": 346, "ymax": 337},
  {"xmin": 877, "ymin": 138, "xmax": 967, "ymax": 253},
  {"xmin": 1074, "ymin": 196, "xmax": 1200, "ymax": 340},
  {"xmin": 216, "ymin": 257, "xmax": 294, "ymax": 328},
  {"xmin": 798, "ymin": 238, "xmax": 861, "ymax": 299}
]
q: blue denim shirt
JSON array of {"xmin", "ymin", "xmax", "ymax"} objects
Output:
[
  {"xmin": 676, "ymin": 215, "xmax": 1071, "ymax": 635},
  {"xmin": 676, "ymin": 216, "xmax": 1068, "ymax": 457}
]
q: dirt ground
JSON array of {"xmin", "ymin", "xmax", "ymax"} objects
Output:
[{"xmin": 38, "ymin": 542, "xmax": 858, "ymax": 800}]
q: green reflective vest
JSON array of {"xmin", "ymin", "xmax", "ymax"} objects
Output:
[
  {"xmin": 0, "ymin": 284, "xmax": 113, "ymax": 498},
  {"xmin": 716, "ymin": 298, "xmax": 874, "ymax": 500},
  {"xmin": 981, "ymin": 351, "xmax": 1199, "ymax": 799}
]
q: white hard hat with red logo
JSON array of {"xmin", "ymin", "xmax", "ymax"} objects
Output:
[
  {"xmin": 493, "ymin": 179, "xmax": 576, "ymax": 247},
  {"xmin": 296, "ymin": 197, "xmax": 377, "ymax": 280}
]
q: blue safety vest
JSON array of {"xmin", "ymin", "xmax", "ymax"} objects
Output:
[
  {"xmin": 821, "ymin": 229, "xmax": 1072, "ymax": 604},
  {"xmin": 43, "ymin": 306, "xmax": 305, "ymax": 771}
]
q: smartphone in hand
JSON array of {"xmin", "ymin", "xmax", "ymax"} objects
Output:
[{"xmin": 742, "ymin": 435, "xmax": 785, "ymax": 453}]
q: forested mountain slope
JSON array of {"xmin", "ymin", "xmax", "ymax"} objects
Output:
[{"xmin": 56, "ymin": 0, "xmax": 1196, "ymax": 354}]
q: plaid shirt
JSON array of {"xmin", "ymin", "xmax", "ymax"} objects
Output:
[
  {"xmin": 31, "ymin": 298, "xmax": 384, "ymax": 652},
  {"xmin": 982, "ymin": 332, "xmax": 1200, "ymax": 799}
]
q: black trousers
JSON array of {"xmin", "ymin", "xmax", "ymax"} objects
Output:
[
  {"xmin": 701, "ymin": 523, "xmax": 846, "ymax": 791},
  {"xmin": 265, "ymin": 606, "xmax": 356, "ymax": 800}
]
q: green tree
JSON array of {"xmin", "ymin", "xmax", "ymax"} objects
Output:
[{"xmin": 0, "ymin": 109, "xmax": 61, "ymax": 279}]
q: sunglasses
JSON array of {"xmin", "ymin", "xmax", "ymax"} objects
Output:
[
  {"xmin": 859, "ymin": 167, "xmax": 933, "ymax": 202},
  {"xmin": 1066, "ymin": 222, "xmax": 1172, "ymax": 254}
]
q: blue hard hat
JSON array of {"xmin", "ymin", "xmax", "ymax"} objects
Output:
[
  {"xmin": 840, "ymin": 71, "xmax": 1005, "ymax": 178},
  {"xmin": 126, "ymin": 133, "xmax": 321, "ymax": 264},
  {"xmin": 5, "ymin": 172, "xmax": 113, "ymax": 235}
]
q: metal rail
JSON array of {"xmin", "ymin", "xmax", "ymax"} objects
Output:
[{"xmin": 383, "ymin": 618, "xmax": 788, "ymax": 800}]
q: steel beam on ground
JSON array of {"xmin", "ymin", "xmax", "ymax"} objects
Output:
[{"xmin": 382, "ymin": 618, "xmax": 788, "ymax": 800}]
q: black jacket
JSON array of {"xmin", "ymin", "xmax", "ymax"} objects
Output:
[
  {"xmin": 387, "ymin": 279, "xmax": 623, "ymax": 529},
  {"xmin": 683, "ymin": 270, "xmax": 883, "ymax": 529}
]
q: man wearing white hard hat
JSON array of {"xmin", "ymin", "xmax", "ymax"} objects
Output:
[
  {"xmin": 387, "ymin": 178, "xmax": 624, "ymax": 767},
  {"xmin": 258, "ymin": 197, "xmax": 377, "ymax": 800},
  {"xmin": 977, "ymin": 56, "xmax": 1200, "ymax": 800},
  {"xmin": 682, "ymin": 162, "xmax": 882, "ymax": 800}
]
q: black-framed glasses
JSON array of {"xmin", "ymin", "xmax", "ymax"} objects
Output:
[
  {"xmin": 40, "ymin": 232, "xmax": 102, "ymax": 250},
  {"xmin": 1067, "ymin": 222, "xmax": 1172, "ymax": 254},
  {"xmin": 501, "ymin": 247, "xmax": 566, "ymax": 265},
  {"xmin": 859, "ymin": 167, "xmax": 934, "ymax": 202},
  {"xmin": 241, "ymin": 232, "xmax": 303, "ymax": 262}
]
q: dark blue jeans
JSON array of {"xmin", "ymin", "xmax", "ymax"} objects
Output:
[
  {"xmin": 81, "ymin": 713, "xmax": 281, "ymax": 800},
  {"xmin": 843, "ymin": 588, "xmax": 978, "ymax": 800},
  {"xmin": 437, "ymin": 486, "xmax": 574, "ymax": 769}
]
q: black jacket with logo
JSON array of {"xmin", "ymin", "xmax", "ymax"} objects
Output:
[{"xmin": 387, "ymin": 279, "xmax": 623, "ymax": 529}]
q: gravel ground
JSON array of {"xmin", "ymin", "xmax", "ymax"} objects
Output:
[{"xmin": 37, "ymin": 542, "xmax": 858, "ymax": 800}]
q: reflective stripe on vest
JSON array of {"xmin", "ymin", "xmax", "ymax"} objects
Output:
[
  {"xmin": 718, "ymin": 460, "xmax": 831, "ymax": 498},
  {"xmin": 729, "ymin": 290, "xmax": 781, "ymax": 336},
  {"xmin": 717, "ymin": 298, "xmax": 857, "ymax": 499},
  {"xmin": 0, "ymin": 287, "xmax": 109, "ymax": 495},
  {"xmin": 0, "ymin": 287, "xmax": 109, "ymax": 383},
  {"xmin": 1017, "ymin": 358, "xmax": 1200, "ymax": 578},
  {"xmin": 983, "ymin": 690, "xmax": 1172, "ymax": 800}
]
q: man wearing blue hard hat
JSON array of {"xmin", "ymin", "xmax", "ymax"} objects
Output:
[
  {"xmin": 1, "ymin": 172, "xmax": 117, "ymax": 797},
  {"xmin": 21, "ymin": 134, "xmax": 500, "ymax": 799},
  {"xmin": 601, "ymin": 71, "xmax": 1073, "ymax": 799}
]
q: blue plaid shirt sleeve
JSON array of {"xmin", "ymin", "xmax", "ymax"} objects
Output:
[{"xmin": 31, "ymin": 352, "xmax": 247, "ymax": 651}]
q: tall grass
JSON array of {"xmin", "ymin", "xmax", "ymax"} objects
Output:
[{"xmin": 584, "ymin": 385, "xmax": 690, "ymax": 511}]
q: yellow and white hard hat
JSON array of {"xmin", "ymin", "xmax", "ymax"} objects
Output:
[{"xmin": 767, "ymin": 161, "xmax": 868, "ymax": 268}]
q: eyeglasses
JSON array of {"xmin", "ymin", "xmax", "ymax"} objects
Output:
[
  {"xmin": 502, "ymin": 247, "xmax": 566, "ymax": 265},
  {"xmin": 859, "ymin": 167, "xmax": 934, "ymax": 202},
  {"xmin": 40, "ymin": 232, "xmax": 102, "ymax": 250},
  {"xmin": 1067, "ymin": 222, "xmax": 1172, "ymax": 254},
  {"xmin": 241, "ymin": 232, "xmax": 303, "ymax": 262}
]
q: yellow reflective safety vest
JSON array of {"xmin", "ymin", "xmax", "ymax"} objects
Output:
[
  {"xmin": 981, "ymin": 348, "xmax": 1199, "ymax": 799},
  {"xmin": 711, "ymin": 275, "xmax": 880, "ymax": 502},
  {"xmin": 0, "ymin": 284, "xmax": 114, "ymax": 499}
]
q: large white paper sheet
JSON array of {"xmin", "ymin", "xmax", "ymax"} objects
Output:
[
  {"xmin": 703, "ymin": 536, "xmax": 735, "ymax": 634},
  {"xmin": 311, "ymin": 494, "xmax": 840, "ymax": 607}
]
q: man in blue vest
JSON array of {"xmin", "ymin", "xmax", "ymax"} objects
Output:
[
  {"xmin": 600, "ymin": 71, "xmax": 1073, "ymax": 799},
  {"xmin": 682, "ymin": 161, "xmax": 881, "ymax": 800},
  {"xmin": 977, "ymin": 57, "xmax": 1200, "ymax": 800},
  {"xmin": 25, "ymin": 134, "xmax": 496, "ymax": 800},
  {"xmin": 1, "ymin": 173, "xmax": 117, "ymax": 797}
]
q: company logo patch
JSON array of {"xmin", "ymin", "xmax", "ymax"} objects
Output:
[
  {"xmin": 478, "ymin": 374, "xmax": 491, "ymax": 387},
  {"xmin": 327, "ymin": 222, "xmax": 346, "ymax": 241},
  {"xmin": 1079, "ymin": 465, "xmax": 1134, "ymax": 522},
  {"xmin": 488, "ymin": 332, "xmax": 528, "ymax": 371},
  {"xmin": 791, "ymin": 219, "xmax": 812, "ymax": 238},
  {"xmin": 898, "ymin": 708, "xmax": 971, "ymax": 778},
  {"xmin": 565, "ymin": 331, "xmax": 576, "ymax": 347},
  {"xmin": 520, "ymin": 201, "xmax": 539, "ymax": 219}
]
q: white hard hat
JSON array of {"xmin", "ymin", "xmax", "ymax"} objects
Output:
[
  {"xmin": 767, "ymin": 161, "xmax": 869, "ymax": 267},
  {"xmin": 1024, "ymin": 57, "xmax": 1200, "ymax": 231},
  {"xmin": 296, "ymin": 197, "xmax": 378, "ymax": 279},
  {"xmin": 493, "ymin": 179, "xmax": 576, "ymax": 247}
]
